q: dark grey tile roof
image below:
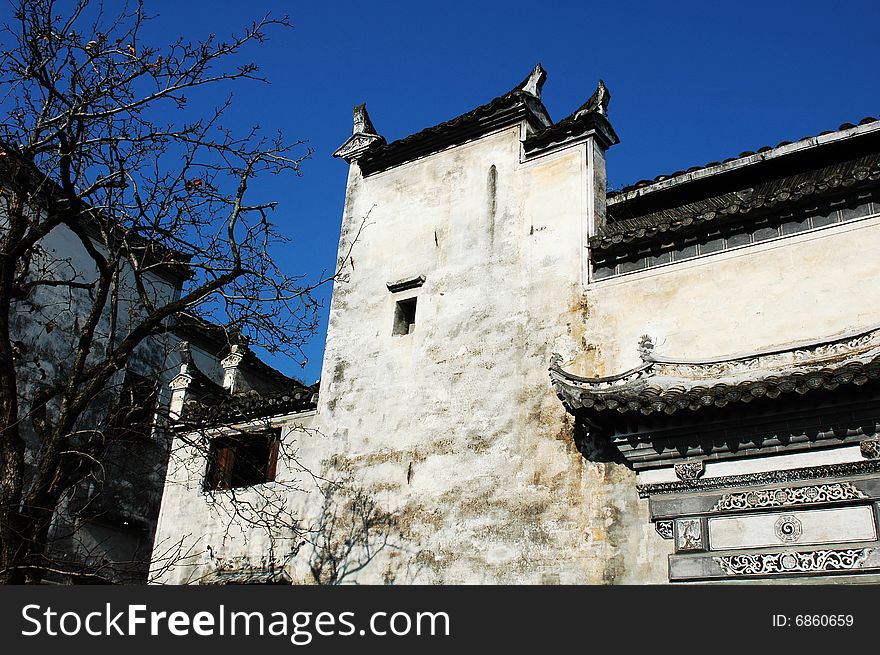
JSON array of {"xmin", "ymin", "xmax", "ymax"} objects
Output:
[
  {"xmin": 182, "ymin": 384, "xmax": 318, "ymax": 426},
  {"xmin": 554, "ymin": 356, "xmax": 880, "ymax": 417},
  {"xmin": 594, "ymin": 151, "xmax": 880, "ymax": 250},
  {"xmin": 608, "ymin": 116, "xmax": 879, "ymax": 198},
  {"xmin": 365, "ymin": 68, "xmax": 546, "ymax": 153}
]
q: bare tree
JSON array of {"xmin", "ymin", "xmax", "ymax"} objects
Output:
[{"xmin": 0, "ymin": 0, "xmax": 326, "ymax": 583}]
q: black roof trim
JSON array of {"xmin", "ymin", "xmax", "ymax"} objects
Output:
[
  {"xmin": 356, "ymin": 67, "xmax": 552, "ymax": 175},
  {"xmin": 594, "ymin": 151, "xmax": 880, "ymax": 252},
  {"xmin": 609, "ymin": 116, "xmax": 880, "ymax": 198},
  {"xmin": 182, "ymin": 385, "xmax": 319, "ymax": 426}
]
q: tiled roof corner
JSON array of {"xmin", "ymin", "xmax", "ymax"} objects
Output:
[{"xmin": 552, "ymin": 324, "xmax": 880, "ymax": 418}]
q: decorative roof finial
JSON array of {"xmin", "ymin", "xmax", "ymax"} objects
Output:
[
  {"xmin": 177, "ymin": 340, "xmax": 192, "ymax": 366},
  {"xmin": 520, "ymin": 63, "xmax": 547, "ymax": 99},
  {"xmin": 574, "ymin": 79, "xmax": 611, "ymax": 120},
  {"xmin": 638, "ymin": 334, "xmax": 655, "ymax": 362},
  {"xmin": 333, "ymin": 103, "xmax": 386, "ymax": 163},
  {"xmin": 352, "ymin": 103, "xmax": 378, "ymax": 136}
]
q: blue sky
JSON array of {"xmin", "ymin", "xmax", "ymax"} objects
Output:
[{"xmin": 8, "ymin": 1, "xmax": 880, "ymax": 382}]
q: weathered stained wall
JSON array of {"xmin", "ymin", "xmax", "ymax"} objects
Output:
[
  {"xmin": 310, "ymin": 124, "xmax": 670, "ymax": 584},
  {"xmin": 152, "ymin": 113, "xmax": 880, "ymax": 586}
]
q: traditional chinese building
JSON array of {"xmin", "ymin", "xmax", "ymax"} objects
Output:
[{"xmin": 151, "ymin": 65, "xmax": 880, "ymax": 583}]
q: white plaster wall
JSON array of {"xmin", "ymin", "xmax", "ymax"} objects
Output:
[
  {"xmin": 1, "ymin": 203, "xmax": 184, "ymax": 579},
  {"xmin": 150, "ymin": 412, "xmax": 321, "ymax": 584},
  {"xmin": 584, "ymin": 214, "xmax": 880, "ymax": 376},
  {"xmin": 309, "ymin": 125, "xmax": 669, "ymax": 584}
]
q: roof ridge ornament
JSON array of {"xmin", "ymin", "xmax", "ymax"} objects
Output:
[
  {"xmin": 574, "ymin": 79, "xmax": 611, "ymax": 120},
  {"xmin": 177, "ymin": 339, "xmax": 192, "ymax": 366},
  {"xmin": 352, "ymin": 102, "xmax": 378, "ymax": 136},
  {"xmin": 333, "ymin": 103, "xmax": 387, "ymax": 163},
  {"xmin": 519, "ymin": 63, "xmax": 547, "ymax": 99},
  {"xmin": 638, "ymin": 334, "xmax": 655, "ymax": 362}
]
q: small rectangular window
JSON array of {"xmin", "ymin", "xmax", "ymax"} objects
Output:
[
  {"xmin": 393, "ymin": 298, "xmax": 417, "ymax": 336},
  {"xmin": 205, "ymin": 431, "xmax": 280, "ymax": 491}
]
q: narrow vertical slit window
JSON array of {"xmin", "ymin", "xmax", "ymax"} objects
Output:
[{"xmin": 393, "ymin": 298, "xmax": 417, "ymax": 336}]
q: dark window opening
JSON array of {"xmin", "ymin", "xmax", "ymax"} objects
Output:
[
  {"xmin": 205, "ymin": 431, "xmax": 280, "ymax": 491},
  {"xmin": 392, "ymin": 297, "xmax": 417, "ymax": 336}
]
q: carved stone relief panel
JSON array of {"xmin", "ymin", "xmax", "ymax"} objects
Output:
[
  {"xmin": 708, "ymin": 505, "xmax": 876, "ymax": 550},
  {"xmin": 675, "ymin": 518, "xmax": 704, "ymax": 551}
]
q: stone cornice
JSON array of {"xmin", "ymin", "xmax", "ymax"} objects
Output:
[{"xmin": 636, "ymin": 460, "xmax": 880, "ymax": 497}]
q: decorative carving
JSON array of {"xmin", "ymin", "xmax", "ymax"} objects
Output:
[
  {"xmin": 711, "ymin": 482, "xmax": 868, "ymax": 511},
  {"xmin": 333, "ymin": 103, "xmax": 385, "ymax": 162},
  {"xmin": 575, "ymin": 79, "xmax": 611, "ymax": 118},
  {"xmin": 654, "ymin": 358, "xmax": 761, "ymax": 379},
  {"xmin": 213, "ymin": 554, "xmax": 282, "ymax": 573},
  {"xmin": 792, "ymin": 332, "xmax": 879, "ymax": 363},
  {"xmin": 169, "ymin": 374, "xmax": 192, "ymax": 391},
  {"xmin": 674, "ymin": 461, "xmax": 704, "ymax": 482},
  {"xmin": 552, "ymin": 325, "xmax": 880, "ymax": 418},
  {"xmin": 676, "ymin": 519, "xmax": 703, "ymax": 551},
  {"xmin": 655, "ymin": 521, "xmax": 673, "ymax": 540},
  {"xmin": 221, "ymin": 344, "xmax": 245, "ymax": 370},
  {"xmin": 774, "ymin": 515, "xmax": 803, "ymax": 543},
  {"xmin": 637, "ymin": 460, "xmax": 880, "ymax": 497},
  {"xmin": 861, "ymin": 439, "xmax": 880, "ymax": 459},
  {"xmin": 714, "ymin": 548, "xmax": 873, "ymax": 576},
  {"xmin": 638, "ymin": 335, "xmax": 655, "ymax": 362},
  {"xmin": 177, "ymin": 339, "xmax": 192, "ymax": 364}
]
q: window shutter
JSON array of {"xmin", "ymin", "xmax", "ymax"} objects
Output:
[
  {"xmin": 216, "ymin": 445, "xmax": 236, "ymax": 489},
  {"xmin": 266, "ymin": 435, "xmax": 280, "ymax": 482}
]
